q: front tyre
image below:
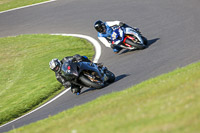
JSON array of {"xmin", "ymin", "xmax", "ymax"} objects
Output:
[
  {"xmin": 106, "ymin": 70, "xmax": 115, "ymax": 83},
  {"xmin": 142, "ymin": 36, "xmax": 148, "ymax": 46},
  {"xmin": 79, "ymin": 75, "xmax": 104, "ymax": 89}
]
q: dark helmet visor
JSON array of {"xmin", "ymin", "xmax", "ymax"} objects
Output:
[{"xmin": 97, "ymin": 24, "xmax": 106, "ymax": 33}]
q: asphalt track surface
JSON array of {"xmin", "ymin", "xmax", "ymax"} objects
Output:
[{"xmin": 0, "ymin": 0, "xmax": 200, "ymax": 132}]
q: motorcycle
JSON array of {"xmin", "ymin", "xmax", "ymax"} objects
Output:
[
  {"xmin": 111, "ymin": 26, "xmax": 148, "ymax": 50},
  {"xmin": 61, "ymin": 60, "xmax": 115, "ymax": 91}
]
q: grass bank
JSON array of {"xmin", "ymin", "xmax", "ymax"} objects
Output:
[
  {"xmin": 8, "ymin": 61, "xmax": 200, "ymax": 133},
  {"xmin": 0, "ymin": 0, "xmax": 48, "ymax": 12},
  {"xmin": 0, "ymin": 34, "xmax": 94, "ymax": 125}
]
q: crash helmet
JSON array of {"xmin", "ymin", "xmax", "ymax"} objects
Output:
[
  {"xmin": 49, "ymin": 58, "xmax": 61, "ymax": 73},
  {"xmin": 94, "ymin": 20, "xmax": 106, "ymax": 33}
]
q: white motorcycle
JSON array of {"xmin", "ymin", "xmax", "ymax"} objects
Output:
[{"xmin": 111, "ymin": 26, "xmax": 148, "ymax": 50}]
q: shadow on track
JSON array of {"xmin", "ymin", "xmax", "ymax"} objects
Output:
[
  {"xmin": 147, "ymin": 38, "xmax": 160, "ymax": 47},
  {"xmin": 114, "ymin": 74, "xmax": 130, "ymax": 82},
  {"xmin": 80, "ymin": 74, "xmax": 129, "ymax": 95}
]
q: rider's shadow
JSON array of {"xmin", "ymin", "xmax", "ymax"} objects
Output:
[
  {"xmin": 80, "ymin": 74, "xmax": 129, "ymax": 95},
  {"xmin": 119, "ymin": 38, "xmax": 160, "ymax": 55}
]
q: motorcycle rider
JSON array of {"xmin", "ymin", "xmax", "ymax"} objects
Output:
[
  {"xmin": 94, "ymin": 20, "xmax": 139, "ymax": 53},
  {"xmin": 49, "ymin": 54, "xmax": 93, "ymax": 95}
]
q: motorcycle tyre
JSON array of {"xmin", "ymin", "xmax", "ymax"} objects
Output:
[
  {"xmin": 125, "ymin": 38, "xmax": 146, "ymax": 50},
  {"xmin": 142, "ymin": 36, "xmax": 148, "ymax": 46},
  {"xmin": 106, "ymin": 70, "xmax": 115, "ymax": 83},
  {"xmin": 79, "ymin": 75, "xmax": 104, "ymax": 89}
]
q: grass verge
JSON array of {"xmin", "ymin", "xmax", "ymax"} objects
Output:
[
  {"xmin": 0, "ymin": 0, "xmax": 48, "ymax": 12},
  {"xmin": 7, "ymin": 61, "xmax": 200, "ymax": 133},
  {"xmin": 0, "ymin": 34, "xmax": 94, "ymax": 125}
]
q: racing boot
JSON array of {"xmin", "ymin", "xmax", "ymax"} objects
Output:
[
  {"xmin": 113, "ymin": 45, "xmax": 123, "ymax": 54},
  {"xmin": 71, "ymin": 85, "xmax": 82, "ymax": 95}
]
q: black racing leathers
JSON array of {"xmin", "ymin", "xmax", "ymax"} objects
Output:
[{"xmin": 54, "ymin": 55, "xmax": 91, "ymax": 93}]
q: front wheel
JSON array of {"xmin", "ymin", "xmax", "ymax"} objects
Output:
[
  {"xmin": 106, "ymin": 70, "xmax": 115, "ymax": 83},
  {"xmin": 142, "ymin": 36, "xmax": 148, "ymax": 46},
  {"xmin": 79, "ymin": 75, "xmax": 104, "ymax": 89}
]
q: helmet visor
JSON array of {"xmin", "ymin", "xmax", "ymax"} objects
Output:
[
  {"xmin": 96, "ymin": 24, "xmax": 106, "ymax": 33},
  {"xmin": 55, "ymin": 66, "xmax": 59, "ymax": 71}
]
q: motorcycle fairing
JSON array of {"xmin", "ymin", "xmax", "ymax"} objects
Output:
[
  {"xmin": 124, "ymin": 27, "xmax": 144, "ymax": 44},
  {"xmin": 77, "ymin": 62, "xmax": 102, "ymax": 78}
]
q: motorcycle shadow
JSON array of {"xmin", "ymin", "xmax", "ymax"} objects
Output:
[
  {"xmin": 147, "ymin": 38, "xmax": 160, "ymax": 47},
  {"xmin": 80, "ymin": 74, "xmax": 129, "ymax": 95},
  {"xmin": 119, "ymin": 38, "xmax": 160, "ymax": 55}
]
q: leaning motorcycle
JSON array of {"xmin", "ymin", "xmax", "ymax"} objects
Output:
[
  {"xmin": 61, "ymin": 60, "xmax": 115, "ymax": 91},
  {"xmin": 111, "ymin": 26, "xmax": 148, "ymax": 50}
]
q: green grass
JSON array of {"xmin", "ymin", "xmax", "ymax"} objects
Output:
[
  {"xmin": 0, "ymin": 0, "xmax": 48, "ymax": 12},
  {"xmin": 8, "ymin": 61, "xmax": 200, "ymax": 133},
  {"xmin": 0, "ymin": 34, "xmax": 94, "ymax": 125}
]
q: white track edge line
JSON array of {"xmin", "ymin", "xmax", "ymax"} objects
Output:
[
  {"xmin": 0, "ymin": 34, "xmax": 101, "ymax": 128},
  {"xmin": 0, "ymin": 0, "xmax": 56, "ymax": 14},
  {"xmin": 0, "ymin": 88, "xmax": 70, "ymax": 128},
  {"xmin": 52, "ymin": 34, "xmax": 101, "ymax": 63}
]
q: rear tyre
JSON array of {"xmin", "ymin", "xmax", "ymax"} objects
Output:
[
  {"xmin": 125, "ymin": 38, "xmax": 146, "ymax": 49},
  {"xmin": 79, "ymin": 75, "xmax": 104, "ymax": 89}
]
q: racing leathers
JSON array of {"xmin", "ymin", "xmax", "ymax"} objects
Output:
[
  {"xmin": 97, "ymin": 21, "xmax": 139, "ymax": 53},
  {"xmin": 111, "ymin": 27, "xmax": 125, "ymax": 46},
  {"xmin": 55, "ymin": 54, "xmax": 91, "ymax": 94}
]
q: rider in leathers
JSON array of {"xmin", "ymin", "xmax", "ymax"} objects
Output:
[
  {"xmin": 49, "ymin": 54, "xmax": 92, "ymax": 94},
  {"xmin": 94, "ymin": 20, "xmax": 139, "ymax": 53}
]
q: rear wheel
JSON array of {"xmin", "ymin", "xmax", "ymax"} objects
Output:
[
  {"xmin": 125, "ymin": 38, "xmax": 146, "ymax": 49},
  {"xmin": 79, "ymin": 75, "xmax": 104, "ymax": 89}
]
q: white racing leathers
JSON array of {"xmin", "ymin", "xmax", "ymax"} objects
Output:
[
  {"xmin": 97, "ymin": 21, "xmax": 122, "ymax": 47},
  {"xmin": 97, "ymin": 21, "xmax": 138, "ymax": 47}
]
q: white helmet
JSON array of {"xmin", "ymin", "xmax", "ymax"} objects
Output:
[{"xmin": 49, "ymin": 58, "xmax": 61, "ymax": 73}]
